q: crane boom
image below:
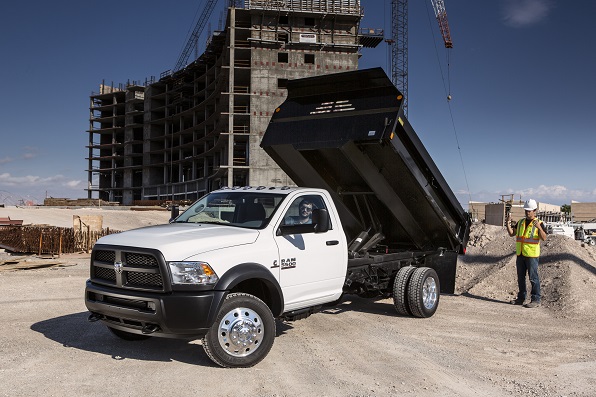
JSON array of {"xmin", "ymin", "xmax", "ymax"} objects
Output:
[
  {"xmin": 430, "ymin": 0, "xmax": 453, "ymax": 48},
  {"xmin": 390, "ymin": 0, "xmax": 454, "ymax": 115},
  {"xmin": 391, "ymin": 0, "xmax": 408, "ymax": 116},
  {"xmin": 173, "ymin": 0, "xmax": 220, "ymax": 73}
]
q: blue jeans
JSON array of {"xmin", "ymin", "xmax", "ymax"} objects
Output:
[{"xmin": 516, "ymin": 255, "xmax": 541, "ymax": 303}]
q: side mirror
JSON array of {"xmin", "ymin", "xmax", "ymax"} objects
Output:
[
  {"xmin": 169, "ymin": 204, "xmax": 180, "ymax": 223},
  {"xmin": 312, "ymin": 208, "xmax": 329, "ymax": 233}
]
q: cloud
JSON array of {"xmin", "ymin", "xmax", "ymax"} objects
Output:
[
  {"xmin": 0, "ymin": 157, "xmax": 13, "ymax": 165},
  {"xmin": 466, "ymin": 185, "xmax": 596, "ymax": 206},
  {"xmin": 0, "ymin": 172, "xmax": 82, "ymax": 190},
  {"xmin": 65, "ymin": 180, "xmax": 84, "ymax": 188},
  {"xmin": 502, "ymin": 0, "xmax": 553, "ymax": 27}
]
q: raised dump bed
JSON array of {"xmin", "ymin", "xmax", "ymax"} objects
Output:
[{"xmin": 261, "ymin": 67, "xmax": 470, "ymax": 256}]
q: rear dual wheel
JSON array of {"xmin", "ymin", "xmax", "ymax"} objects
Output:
[
  {"xmin": 392, "ymin": 266, "xmax": 416, "ymax": 315},
  {"xmin": 392, "ymin": 266, "xmax": 440, "ymax": 318}
]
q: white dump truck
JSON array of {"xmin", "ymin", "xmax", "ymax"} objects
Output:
[{"xmin": 85, "ymin": 68, "xmax": 470, "ymax": 368}]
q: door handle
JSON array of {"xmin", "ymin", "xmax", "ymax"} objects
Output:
[{"xmin": 326, "ymin": 240, "xmax": 339, "ymax": 246}]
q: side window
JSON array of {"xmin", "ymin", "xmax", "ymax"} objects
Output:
[{"xmin": 282, "ymin": 195, "xmax": 326, "ymax": 227}]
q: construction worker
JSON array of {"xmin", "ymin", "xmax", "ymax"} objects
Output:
[{"xmin": 506, "ymin": 199, "xmax": 547, "ymax": 308}]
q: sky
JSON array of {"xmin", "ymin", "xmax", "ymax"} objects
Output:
[{"xmin": 0, "ymin": 0, "xmax": 595, "ymax": 208}]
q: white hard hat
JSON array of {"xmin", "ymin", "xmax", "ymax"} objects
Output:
[{"xmin": 523, "ymin": 199, "xmax": 538, "ymax": 211}]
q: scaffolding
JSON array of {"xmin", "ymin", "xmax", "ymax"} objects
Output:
[
  {"xmin": 87, "ymin": 4, "xmax": 379, "ymax": 205},
  {"xmin": 246, "ymin": 0, "xmax": 362, "ymax": 15}
]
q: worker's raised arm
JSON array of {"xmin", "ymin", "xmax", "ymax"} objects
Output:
[{"xmin": 506, "ymin": 213, "xmax": 516, "ymax": 237}]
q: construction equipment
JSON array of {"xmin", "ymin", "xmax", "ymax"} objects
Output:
[
  {"xmin": 430, "ymin": 0, "xmax": 453, "ymax": 48},
  {"xmin": 173, "ymin": 0, "xmax": 221, "ymax": 73},
  {"xmin": 573, "ymin": 223, "xmax": 596, "ymax": 246},
  {"xmin": 390, "ymin": 0, "xmax": 454, "ymax": 115}
]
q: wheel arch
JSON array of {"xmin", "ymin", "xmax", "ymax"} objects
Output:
[{"xmin": 214, "ymin": 263, "xmax": 284, "ymax": 317}]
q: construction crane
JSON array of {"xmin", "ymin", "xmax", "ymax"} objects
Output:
[
  {"xmin": 390, "ymin": 0, "xmax": 454, "ymax": 116},
  {"xmin": 430, "ymin": 0, "xmax": 453, "ymax": 48},
  {"xmin": 173, "ymin": 0, "xmax": 221, "ymax": 73}
]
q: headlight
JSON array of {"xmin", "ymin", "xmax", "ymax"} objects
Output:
[{"xmin": 168, "ymin": 261, "xmax": 219, "ymax": 285}]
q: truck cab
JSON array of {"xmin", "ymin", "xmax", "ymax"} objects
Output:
[{"xmin": 86, "ymin": 186, "xmax": 347, "ymax": 367}]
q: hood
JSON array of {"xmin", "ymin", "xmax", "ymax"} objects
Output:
[{"xmin": 95, "ymin": 223, "xmax": 260, "ymax": 260}]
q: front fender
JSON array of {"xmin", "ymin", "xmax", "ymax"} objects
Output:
[{"xmin": 214, "ymin": 263, "xmax": 284, "ymax": 317}]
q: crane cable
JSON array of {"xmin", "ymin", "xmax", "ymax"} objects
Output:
[
  {"xmin": 178, "ymin": 0, "xmax": 206, "ymax": 60},
  {"xmin": 424, "ymin": 2, "xmax": 472, "ymax": 206}
]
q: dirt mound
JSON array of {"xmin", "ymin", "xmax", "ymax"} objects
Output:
[{"xmin": 456, "ymin": 223, "xmax": 596, "ymax": 317}]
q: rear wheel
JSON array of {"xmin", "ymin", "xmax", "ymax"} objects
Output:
[
  {"xmin": 392, "ymin": 266, "xmax": 416, "ymax": 315},
  {"xmin": 108, "ymin": 327, "xmax": 151, "ymax": 341},
  {"xmin": 202, "ymin": 293, "xmax": 275, "ymax": 368},
  {"xmin": 407, "ymin": 267, "xmax": 440, "ymax": 318}
]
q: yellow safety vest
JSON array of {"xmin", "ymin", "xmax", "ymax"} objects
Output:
[{"xmin": 515, "ymin": 218, "xmax": 541, "ymax": 257}]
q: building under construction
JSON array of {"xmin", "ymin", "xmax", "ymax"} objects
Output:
[{"xmin": 87, "ymin": 0, "xmax": 382, "ymax": 205}]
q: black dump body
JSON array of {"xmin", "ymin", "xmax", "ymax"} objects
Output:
[{"xmin": 261, "ymin": 68, "xmax": 470, "ymax": 291}]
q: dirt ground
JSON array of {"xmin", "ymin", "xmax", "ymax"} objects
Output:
[{"xmin": 1, "ymin": 207, "xmax": 596, "ymax": 396}]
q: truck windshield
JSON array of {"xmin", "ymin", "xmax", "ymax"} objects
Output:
[{"xmin": 173, "ymin": 191, "xmax": 287, "ymax": 229}]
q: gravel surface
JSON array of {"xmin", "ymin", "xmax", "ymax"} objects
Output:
[
  {"xmin": 0, "ymin": 206, "xmax": 172, "ymax": 230},
  {"xmin": 1, "ymin": 208, "xmax": 595, "ymax": 396}
]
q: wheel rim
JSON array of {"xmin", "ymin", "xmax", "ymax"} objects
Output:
[
  {"xmin": 217, "ymin": 307, "xmax": 263, "ymax": 357},
  {"xmin": 422, "ymin": 276, "xmax": 438, "ymax": 310}
]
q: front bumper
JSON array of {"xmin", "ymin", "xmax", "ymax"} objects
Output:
[{"xmin": 85, "ymin": 280, "xmax": 226, "ymax": 339}]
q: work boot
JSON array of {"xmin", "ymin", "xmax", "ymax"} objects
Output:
[
  {"xmin": 524, "ymin": 301, "xmax": 541, "ymax": 308},
  {"xmin": 510, "ymin": 299, "xmax": 524, "ymax": 305}
]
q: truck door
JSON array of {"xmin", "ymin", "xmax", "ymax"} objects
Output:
[{"xmin": 273, "ymin": 194, "xmax": 346, "ymax": 312}]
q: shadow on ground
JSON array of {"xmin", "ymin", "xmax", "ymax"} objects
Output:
[{"xmin": 31, "ymin": 312, "xmax": 292, "ymax": 366}]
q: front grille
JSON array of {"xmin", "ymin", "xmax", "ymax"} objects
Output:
[
  {"xmin": 95, "ymin": 250, "xmax": 115, "ymax": 263},
  {"xmin": 125, "ymin": 252, "xmax": 158, "ymax": 267},
  {"xmin": 95, "ymin": 266, "xmax": 116, "ymax": 282},
  {"xmin": 91, "ymin": 247, "xmax": 167, "ymax": 292},
  {"xmin": 126, "ymin": 271, "xmax": 163, "ymax": 287}
]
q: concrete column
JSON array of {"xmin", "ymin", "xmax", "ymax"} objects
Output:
[{"xmin": 227, "ymin": 7, "xmax": 236, "ymax": 187}]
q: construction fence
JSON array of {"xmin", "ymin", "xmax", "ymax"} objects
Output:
[{"xmin": 0, "ymin": 225, "xmax": 121, "ymax": 256}]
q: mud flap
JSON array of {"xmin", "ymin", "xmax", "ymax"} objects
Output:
[{"xmin": 423, "ymin": 251, "xmax": 458, "ymax": 294}]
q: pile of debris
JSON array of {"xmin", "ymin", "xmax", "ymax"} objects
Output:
[{"xmin": 456, "ymin": 223, "xmax": 596, "ymax": 317}]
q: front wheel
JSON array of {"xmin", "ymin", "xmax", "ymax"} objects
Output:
[
  {"xmin": 202, "ymin": 293, "xmax": 275, "ymax": 368},
  {"xmin": 407, "ymin": 267, "xmax": 440, "ymax": 318}
]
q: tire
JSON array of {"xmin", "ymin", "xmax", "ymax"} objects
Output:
[
  {"xmin": 202, "ymin": 293, "xmax": 275, "ymax": 368},
  {"xmin": 589, "ymin": 239, "xmax": 595, "ymax": 246},
  {"xmin": 392, "ymin": 266, "xmax": 416, "ymax": 315},
  {"xmin": 108, "ymin": 326, "xmax": 151, "ymax": 341},
  {"xmin": 407, "ymin": 267, "xmax": 440, "ymax": 318}
]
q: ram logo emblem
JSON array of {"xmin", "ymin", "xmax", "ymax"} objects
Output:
[{"xmin": 114, "ymin": 261, "xmax": 123, "ymax": 274}]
